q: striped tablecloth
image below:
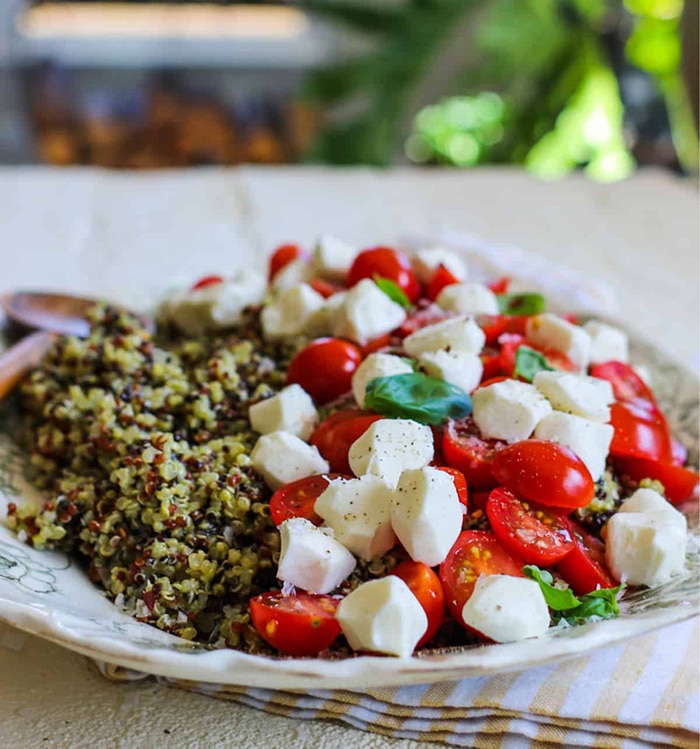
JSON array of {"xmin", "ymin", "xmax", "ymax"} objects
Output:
[{"xmin": 100, "ymin": 617, "xmax": 699, "ymax": 748}]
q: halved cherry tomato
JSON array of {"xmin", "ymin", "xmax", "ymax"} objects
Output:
[
  {"xmin": 310, "ymin": 410, "xmax": 383, "ymax": 474},
  {"xmin": 269, "ymin": 243, "xmax": 308, "ymax": 281},
  {"xmin": 671, "ymin": 439, "xmax": 689, "ymax": 467},
  {"xmin": 390, "ymin": 560, "xmax": 446, "ymax": 647},
  {"xmin": 486, "ymin": 488, "xmax": 575, "ymax": 566},
  {"xmin": 609, "ymin": 401, "xmax": 672, "ymax": 462},
  {"xmin": 396, "ymin": 304, "xmax": 452, "ymax": 338},
  {"xmin": 191, "ymin": 274, "xmax": 224, "ymax": 291},
  {"xmin": 614, "ymin": 455, "xmax": 699, "ymax": 505},
  {"xmin": 491, "ymin": 440, "xmax": 595, "ymax": 509},
  {"xmin": 269, "ymin": 474, "xmax": 344, "ymax": 527},
  {"xmin": 250, "ymin": 591, "xmax": 341, "ymax": 656},
  {"xmin": 426, "ymin": 264, "xmax": 460, "ymax": 301},
  {"xmin": 439, "ymin": 530, "xmax": 525, "ymax": 627},
  {"xmin": 590, "ymin": 361, "xmax": 657, "ymax": 405},
  {"xmin": 477, "ymin": 314, "xmax": 509, "ymax": 345},
  {"xmin": 360, "ymin": 333, "xmax": 392, "ymax": 357},
  {"xmin": 286, "ymin": 338, "xmax": 362, "ymax": 405},
  {"xmin": 555, "ymin": 518, "xmax": 615, "ymax": 594},
  {"xmin": 309, "ymin": 278, "xmax": 341, "ymax": 298},
  {"xmin": 442, "ymin": 417, "xmax": 505, "ymax": 490},
  {"xmin": 480, "ymin": 350, "xmax": 502, "ymax": 382},
  {"xmin": 498, "ymin": 334, "xmax": 525, "ymax": 376},
  {"xmin": 436, "ymin": 466, "xmax": 468, "ymax": 509},
  {"xmin": 488, "ymin": 276, "xmax": 511, "ymax": 294},
  {"xmin": 346, "ymin": 247, "xmax": 421, "ymax": 303}
]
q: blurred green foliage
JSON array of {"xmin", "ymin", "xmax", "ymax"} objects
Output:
[{"xmin": 303, "ymin": 0, "xmax": 698, "ymax": 180}]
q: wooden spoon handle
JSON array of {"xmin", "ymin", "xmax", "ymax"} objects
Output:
[{"xmin": 0, "ymin": 331, "xmax": 56, "ymax": 401}]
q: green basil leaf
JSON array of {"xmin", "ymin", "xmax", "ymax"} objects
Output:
[
  {"xmin": 497, "ymin": 293, "xmax": 546, "ymax": 316},
  {"xmin": 523, "ymin": 565, "xmax": 581, "ymax": 611},
  {"xmin": 513, "ymin": 346, "xmax": 554, "ymax": 382},
  {"xmin": 373, "ymin": 275, "xmax": 413, "ymax": 310},
  {"xmin": 364, "ymin": 372, "xmax": 471, "ymax": 425}
]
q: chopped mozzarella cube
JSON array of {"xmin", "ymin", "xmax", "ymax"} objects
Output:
[
  {"xmin": 419, "ymin": 349, "xmax": 483, "ymax": 394},
  {"xmin": 261, "ymin": 284, "xmax": 325, "ymax": 340},
  {"xmin": 314, "ymin": 475, "xmax": 396, "ymax": 561},
  {"xmin": 526, "ymin": 314, "xmax": 592, "ymax": 370},
  {"xmin": 248, "ymin": 384, "xmax": 318, "ymax": 441},
  {"xmin": 250, "ymin": 431, "xmax": 329, "ymax": 490},
  {"xmin": 304, "ymin": 291, "xmax": 347, "ymax": 337},
  {"xmin": 391, "ymin": 467, "xmax": 463, "ymax": 566},
  {"xmin": 534, "ymin": 411, "xmax": 613, "ymax": 481},
  {"xmin": 336, "ymin": 576, "xmax": 428, "ymax": 657},
  {"xmin": 584, "ymin": 321, "xmax": 629, "ymax": 364},
  {"xmin": 403, "ymin": 316, "xmax": 486, "ymax": 358},
  {"xmin": 461, "ymin": 575, "xmax": 550, "ymax": 643},
  {"xmin": 332, "ymin": 279, "xmax": 407, "ymax": 345},
  {"xmin": 605, "ymin": 512, "xmax": 687, "ymax": 587},
  {"xmin": 313, "ymin": 234, "xmax": 357, "ymax": 281},
  {"xmin": 277, "ymin": 518, "xmax": 356, "ymax": 594},
  {"xmin": 164, "ymin": 269, "xmax": 267, "ymax": 336},
  {"xmin": 271, "ymin": 257, "xmax": 314, "ymax": 291},
  {"xmin": 352, "ymin": 353, "xmax": 413, "ymax": 408},
  {"xmin": 348, "ymin": 419, "xmax": 434, "ymax": 487},
  {"xmin": 436, "ymin": 283, "xmax": 499, "ymax": 316},
  {"xmin": 472, "ymin": 380, "xmax": 552, "ymax": 443},
  {"xmin": 533, "ymin": 370, "xmax": 614, "ymax": 423},
  {"xmin": 618, "ymin": 488, "xmax": 687, "ymax": 532},
  {"xmin": 411, "ymin": 246, "xmax": 467, "ymax": 284}
]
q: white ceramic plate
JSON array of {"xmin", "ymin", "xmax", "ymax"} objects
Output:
[{"xmin": 0, "ymin": 328, "xmax": 697, "ymax": 690}]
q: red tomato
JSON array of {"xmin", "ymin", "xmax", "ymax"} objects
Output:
[
  {"xmin": 346, "ymin": 247, "xmax": 421, "ymax": 303},
  {"xmin": 309, "ymin": 278, "xmax": 342, "ymax": 299},
  {"xmin": 286, "ymin": 338, "xmax": 362, "ymax": 405},
  {"xmin": 269, "ymin": 243, "xmax": 308, "ymax": 281},
  {"xmin": 436, "ymin": 466, "xmax": 469, "ymax": 509},
  {"xmin": 250, "ymin": 591, "xmax": 341, "ymax": 656},
  {"xmin": 269, "ymin": 474, "xmax": 344, "ymax": 527},
  {"xmin": 500, "ymin": 334, "xmax": 577, "ymax": 376},
  {"xmin": 191, "ymin": 274, "xmax": 224, "ymax": 291},
  {"xmin": 469, "ymin": 491, "xmax": 491, "ymax": 512},
  {"xmin": 491, "ymin": 440, "xmax": 595, "ymax": 509},
  {"xmin": 555, "ymin": 518, "xmax": 616, "ymax": 595},
  {"xmin": 480, "ymin": 351, "xmax": 502, "ymax": 382},
  {"xmin": 390, "ymin": 561, "xmax": 446, "ymax": 647},
  {"xmin": 310, "ymin": 410, "xmax": 383, "ymax": 474},
  {"xmin": 671, "ymin": 439, "xmax": 689, "ymax": 467},
  {"xmin": 590, "ymin": 361, "xmax": 657, "ymax": 405},
  {"xmin": 488, "ymin": 276, "xmax": 511, "ymax": 294},
  {"xmin": 609, "ymin": 401, "xmax": 672, "ymax": 462},
  {"xmin": 426, "ymin": 264, "xmax": 460, "ymax": 301},
  {"xmin": 396, "ymin": 304, "xmax": 452, "ymax": 337},
  {"xmin": 477, "ymin": 314, "xmax": 509, "ymax": 345},
  {"xmin": 486, "ymin": 488, "xmax": 575, "ymax": 566},
  {"xmin": 614, "ymin": 455, "xmax": 699, "ymax": 505},
  {"xmin": 442, "ymin": 418, "xmax": 505, "ymax": 490},
  {"xmin": 360, "ymin": 333, "xmax": 392, "ymax": 357},
  {"xmin": 439, "ymin": 530, "xmax": 525, "ymax": 628}
]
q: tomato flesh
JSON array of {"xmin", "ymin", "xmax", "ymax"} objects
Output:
[
  {"xmin": 491, "ymin": 440, "xmax": 595, "ymax": 509},
  {"xmin": 286, "ymin": 338, "xmax": 362, "ymax": 405},
  {"xmin": 426, "ymin": 264, "xmax": 460, "ymax": 301},
  {"xmin": 590, "ymin": 361, "xmax": 657, "ymax": 405},
  {"xmin": 442, "ymin": 417, "xmax": 505, "ymax": 490},
  {"xmin": 486, "ymin": 488, "xmax": 575, "ymax": 567},
  {"xmin": 555, "ymin": 518, "xmax": 616, "ymax": 594},
  {"xmin": 310, "ymin": 410, "xmax": 383, "ymax": 474},
  {"xmin": 250, "ymin": 591, "xmax": 341, "ymax": 657},
  {"xmin": 390, "ymin": 560, "xmax": 446, "ymax": 647},
  {"xmin": 309, "ymin": 278, "xmax": 342, "ymax": 299},
  {"xmin": 269, "ymin": 474, "xmax": 344, "ymax": 527},
  {"xmin": 191, "ymin": 274, "xmax": 224, "ymax": 291},
  {"xmin": 347, "ymin": 247, "xmax": 421, "ymax": 303},
  {"xmin": 614, "ymin": 455, "xmax": 699, "ymax": 505},
  {"xmin": 439, "ymin": 530, "xmax": 525, "ymax": 628},
  {"xmin": 269, "ymin": 243, "xmax": 308, "ymax": 281}
]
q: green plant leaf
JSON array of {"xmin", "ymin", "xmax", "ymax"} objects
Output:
[
  {"xmin": 513, "ymin": 346, "xmax": 554, "ymax": 382},
  {"xmin": 523, "ymin": 565, "xmax": 580, "ymax": 611},
  {"xmin": 364, "ymin": 372, "xmax": 472, "ymax": 425},
  {"xmin": 374, "ymin": 276, "xmax": 413, "ymax": 309},
  {"xmin": 496, "ymin": 293, "xmax": 546, "ymax": 315}
]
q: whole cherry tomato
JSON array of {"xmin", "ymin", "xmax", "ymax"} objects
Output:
[
  {"xmin": 614, "ymin": 455, "xmax": 699, "ymax": 505},
  {"xmin": 426, "ymin": 264, "xmax": 460, "ymax": 301},
  {"xmin": 269, "ymin": 474, "xmax": 345, "ymax": 527},
  {"xmin": 608, "ymin": 401, "xmax": 672, "ymax": 462},
  {"xmin": 442, "ymin": 417, "xmax": 505, "ymax": 490},
  {"xmin": 286, "ymin": 338, "xmax": 362, "ymax": 405},
  {"xmin": 346, "ymin": 247, "xmax": 421, "ymax": 303},
  {"xmin": 590, "ymin": 361, "xmax": 657, "ymax": 405},
  {"xmin": 191, "ymin": 274, "xmax": 224, "ymax": 291},
  {"xmin": 250, "ymin": 591, "xmax": 341, "ymax": 656},
  {"xmin": 491, "ymin": 440, "xmax": 595, "ymax": 509},
  {"xmin": 390, "ymin": 560, "xmax": 446, "ymax": 647},
  {"xmin": 439, "ymin": 530, "xmax": 525, "ymax": 629},
  {"xmin": 268, "ymin": 243, "xmax": 309, "ymax": 281},
  {"xmin": 486, "ymin": 488, "xmax": 575, "ymax": 567},
  {"xmin": 310, "ymin": 410, "xmax": 384, "ymax": 474},
  {"xmin": 555, "ymin": 518, "xmax": 616, "ymax": 595}
]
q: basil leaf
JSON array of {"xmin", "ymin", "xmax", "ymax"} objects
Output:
[
  {"xmin": 373, "ymin": 276, "xmax": 413, "ymax": 310},
  {"xmin": 513, "ymin": 346, "xmax": 554, "ymax": 382},
  {"xmin": 497, "ymin": 293, "xmax": 546, "ymax": 316},
  {"xmin": 364, "ymin": 373, "xmax": 471, "ymax": 425},
  {"xmin": 523, "ymin": 565, "xmax": 581, "ymax": 611}
]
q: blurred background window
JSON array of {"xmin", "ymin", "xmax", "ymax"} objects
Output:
[{"xmin": 0, "ymin": 0, "xmax": 697, "ymax": 179}]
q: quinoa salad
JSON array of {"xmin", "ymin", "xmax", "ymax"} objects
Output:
[{"xmin": 6, "ymin": 239, "xmax": 698, "ymax": 659}]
